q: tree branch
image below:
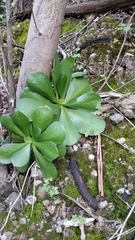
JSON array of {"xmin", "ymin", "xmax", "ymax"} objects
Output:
[{"xmin": 65, "ymin": 0, "xmax": 135, "ymax": 17}]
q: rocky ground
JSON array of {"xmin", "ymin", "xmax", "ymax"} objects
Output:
[{"xmin": 0, "ymin": 4, "xmax": 135, "ymax": 240}]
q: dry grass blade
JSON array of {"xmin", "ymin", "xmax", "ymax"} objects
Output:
[
  {"xmin": 0, "ymin": 162, "xmax": 35, "ymax": 232},
  {"xmin": 97, "ymin": 134, "xmax": 104, "ymax": 200}
]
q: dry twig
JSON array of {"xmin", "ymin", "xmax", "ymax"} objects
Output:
[
  {"xmin": 97, "ymin": 134, "xmax": 104, "ymax": 200},
  {"xmin": 98, "ymin": 11, "xmax": 135, "ymax": 93}
]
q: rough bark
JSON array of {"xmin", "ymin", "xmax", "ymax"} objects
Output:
[
  {"xmin": 6, "ymin": 0, "xmax": 16, "ymax": 115},
  {"xmin": 65, "ymin": 0, "xmax": 135, "ymax": 17},
  {"xmin": 16, "ymin": 0, "xmax": 67, "ymax": 99}
]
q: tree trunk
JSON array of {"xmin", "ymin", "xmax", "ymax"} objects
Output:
[
  {"xmin": 65, "ymin": 0, "xmax": 135, "ymax": 17},
  {"xmin": 16, "ymin": 0, "xmax": 67, "ymax": 99}
]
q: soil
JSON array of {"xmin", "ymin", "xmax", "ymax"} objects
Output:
[{"xmin": 0, "ymin": 2, "xmax": 135, "ymax": 240}]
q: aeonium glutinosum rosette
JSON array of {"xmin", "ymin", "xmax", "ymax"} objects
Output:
[
  {"xmin": 16, "ymin": 54, "xmax": 105, "ymax": 146},
  {"xmin": 0, "ymin": 106, "xmax": 66, "ymax": 180}
]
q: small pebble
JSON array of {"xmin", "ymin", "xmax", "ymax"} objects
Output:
[
  {"xmin": 109, "ymin": 113, "xmax": 124, "ymax": 124},
  {"xmin": 25, "ymin": 195, "xmax": 37, "ymax": 205},
  {"xmin": 83, "ymin": 143, "xmax": 91, "ymax": 150},
  {"xmin": 88, "ymin": 154, "xmax": 95, "ymax": 161},
  {"xmin": 20, "ymin": 218, "xmax": 26, "ymax": 225},
  {"xmin": 91, "ymin": 169, "xmax": 97, "ymax": 177},
  {"xmin": 35, "ymin": 180, "xmax": 43, "ymax": 186},
  {"xmin": 42, "ymin": 200, "xmax": 50, "ymax": 207},
  {"xmin": 98, "ymin": 200, "xmax": 108, "ymax": 209},
  {"xmin": 56, "ymin": 225, "xmax": 63, "ymax": 233},
  {"xmin": 73, "ymin": 145, "xmax": 78, "ymax": 151},
  {"xmin": 128, "ymin": 166, "xmax": 133, "ymax": 171},
  {"xmin": 1, "ymin": 232, "xmax": 12, "ymax": 240},
  {"xmin": 31, "ymin": 165, "xmax": 43, "ymax": 178}
]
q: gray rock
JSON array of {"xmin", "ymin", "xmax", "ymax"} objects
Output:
[
  {"xmin": 88, "ymin": 154, "xmax": 95, "ymax": 161},
  {"xmin": 42, "ymin": 200, "xmax": 50, "ymax": 207},
  {"xmin": 56, "ymin": 225, "xmax": 63, "ymax": 233},
  {"xmin": 63, "ymin": 228, "xmax": 75, "ymax": 238},
  {"xmin": 91, "ymin": 169, "xmax": 97, "ymax": 177},
  {"xmin": 98, "ymin": 200, "xmax": 108, "ymax": 209},
  {"xmin": 25, "ymin": 195, "xmax": 37, "ymax": 205},
  {"xmin": 0, "ymin": 163, "xmax": 12, "ymax": 201},
  {"xmin": 20, "ymin": 217, "xmax": 26, "ymax": 224},
  {"xmin": 0, "ymin": 232, "xmax": 12, "ymax": 240},
  {"xmin": 109, "ymin": 113, "xmax": 124, "ymax": 124},
  {"xmin": 37, "ymin": 185, "xmax": 46, "ymax": 199},
  {"xmin": 82, "ymin": 143, "xmax": 91, "ymax": 150},
  {"xmin": 115, "ymin": 94, "xmax": 135, "ymax": 119},
  {"xmin": 0, "ymin": 203, "xmax": 6, "ymax": 213},
  {"xmin": 31, "ymin": 165, "xmax": 44, "ymax": 178},
  {"xmin": 5, "ymin": 192, "xmax": 23, "ymax": 211}
]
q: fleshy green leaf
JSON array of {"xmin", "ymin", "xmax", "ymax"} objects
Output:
[
  {"xmin": 16, "ymin": 98, "xmax": 46, "ymax": 120},
  {"xmin": 51, "ymin": 53, "xmax": 60, "ymax": 97},
  {"xmin": 21, "ymin": 88, "xmax": 50, "ymax": 104},
  {"xmin": 65, "ymin": 78, "xmax": 92, "ymax": 102},
  {"xmin": 57, "ymin": 144, "xmax": 66, "ymax": 157},
  {"xmin": 57, "ymin": 74, "xmax": 68, "ymax": 100},
  {"xmin": 31, "ymin": 126, "xmax": 41, "ymax": 141},
  {"xmin": 11, "ymin": 144, "xmax": 31, "ymax": 172},
  {"xmin": 12, "ymin": 111, "xmax": 30, "ymax": 137},
  {"xmin": 65, "ymin": 92, "xmax": 102, "ymax": 111},
  {"xmin": 16, "ymin": 98, "xmax": 60, "ymax": 120},
  {"xmin": 65, "ymin": 108, "xmax": 105, "ymax": 135},
  {"xmin": 31, "ymin": 106, "xmax": 53, "ymax": 131},
  {"xmin": 33, "ymin": 145, "xmax": 57, "ymax": 180},
  {"xmin": 27, "ymin": 72, "xmax": 57, "ymax": 102},
  {"xmin": 12, "ymin": 134, "xmax": 24, "ymax": 143},
  {"xmin": 0, "ymin": 143, "xmax": 27, "ymax": 164},
  {"xmin": 39, "ymin": 122, "xmax": 66, "ymax": 144},
  {"xmin": 72, "ymin": 72, "xmax": 85, "ymax": 78},
  {"xmin": 34, "ymin": 141, "xmax": 59, "ymax": 161},
  {"xmin": 1, "ymin": 115, "xmax": 25, "ymax": 137},
  {"xmin": 59, "ymin": 107, "xmax": 80, "ymax": 145},
  {"xmin": 21, "ymin": 88, "xmax": 61, "ymax": 114},
  {"xmin": 56, "ymin": 57, "xmax": 75, "ymax": 99},
  {"xmin": 60, "ymin": 57, "xmax": 75, "ymax": 75}
]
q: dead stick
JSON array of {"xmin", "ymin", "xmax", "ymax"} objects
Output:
[{"xmin": 97, "ymin": 134, "xmax": 104, "ymax": 200}]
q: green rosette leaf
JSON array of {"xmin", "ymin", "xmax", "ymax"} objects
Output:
[
  {"xmin": 16, "ymin": 98, "xmax": 46, "ymax": 121},
  {"xmin": 31, "ymin": 126, "xmax": 41, "ymax": 141},
  {"xmin": 59, "ymin": 106, "xmax": 80, "ymax": 145},
  {"xmin": 12, "ymin": 111, "xmax": 30, "ymax": 137},
  {"xmin": 21, "ymin": 88, "xmax": 50, "ymax": 103},
  {"xmin": 27, "ymin": 72, "xmax": 57, "ymax": 102},
  {"xmin": 12, "ymin": 134, "xmax": 24, "ymax": 143},
  {"xmin": 0, "ymin": 143, "xmax": 28, "ymax": 164},
  {"xmin": 57, "ymin": 144, "xmax": 66, "ymax": 157},
  {"xmin": 65, "ymin": 92, "xmax": 102, "ymax": 111},
  {"xmin": 1, "ymin": 114, "xmax": 25, "ymax": 137},
  {"xmin": 65, "ymin": 77, "xmax": 92, "ymax": 102},
  {"xmin": 16, "ymin": 98, "xmax": 60, "ymax": 120},
  {"xmin": 65, "ymin": 108, "xmax": 105, "ymax": 135},
  {"xmin": 39, "ymin": 121, "xmax": 66, "ymax": 144},
  {"xmin": 12, "ymin": 144, "xmax": 31, "ymax": 172},
  {"xmin": 31, "ymin": 106, "xmax": 53, "ymax": 131},
  {"xmin": 33, "ymin": 145, "xmax": 57, "ymax": 180},
  {"xmin": 34, "ymin": 141, "xmax": 59, "ymax": 161},
  {"xmin": 51, "ymin": 53, "xmax": 60, "ymax": 98}
]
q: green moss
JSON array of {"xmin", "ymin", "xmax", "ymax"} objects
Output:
[
  {"xmin": 23, "ymin": 203, "xmax": 43, "ymax": 221},
  {"xmin": 64, "ymin": 183, "xmax": 80, "ymax": 199},
  {"xmin": 62, "ymin": 18, "xmax": 85, "ymax": 34},
  {"xmin": 97, "ymin": 16, "xmax": 119, "ymax": 29},
  {"xmin": 12, "ymin": 19, "xmax": 29, "ymax": 45}
]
